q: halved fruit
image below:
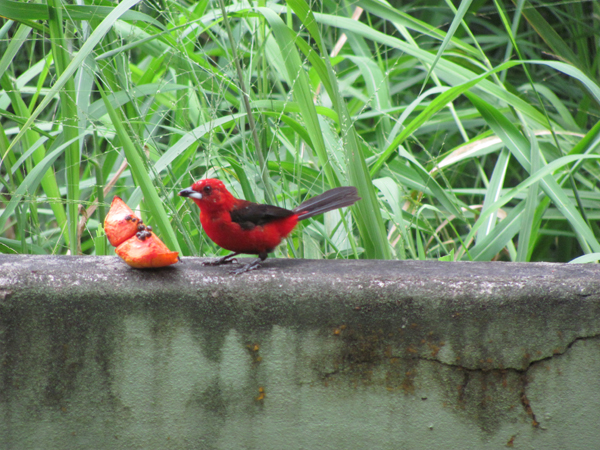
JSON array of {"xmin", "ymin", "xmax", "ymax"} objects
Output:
[
  {"xmin": 115, "ymin": 232, "xmax": 179, "ymax": 269},
  {"xmin": 104, "ymin": 196, "xmax": 140, "ymax": 247},
  {"xmin": 105, "ymin": 195, "xmax": 179, "ymax": 268}
]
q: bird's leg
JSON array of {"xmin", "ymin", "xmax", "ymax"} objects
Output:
[
  {"xmin": 203, "ymin": 252, "xmax": 240, "ymax": 266},
  {"xmin": 230, "ymin": 252, "xmax": 268, "ymax": 275}
]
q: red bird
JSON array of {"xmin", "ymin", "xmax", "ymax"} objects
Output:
[{"xmin": 179, "ymin": 179, "xmax": 361, "ymax": 273}]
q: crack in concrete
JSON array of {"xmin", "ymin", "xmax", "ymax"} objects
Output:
[
  {"xmin": 415, "ymin": 333, "xmax": 600, "ymax": 428},
  {"xmin": 320, "ymin": 332, "xmax": 600, "ymax": 430},
  {"xmin": 416, "ymin": 331, "xmax": 600, "ymax": 372}
]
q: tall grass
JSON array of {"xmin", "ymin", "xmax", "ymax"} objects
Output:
[{"xmin": 0, "ymin": 0, "xmax": 599, "ymax": 263}]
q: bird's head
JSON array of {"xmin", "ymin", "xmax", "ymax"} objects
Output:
[{"xmin": 179, "ymin": 178, "xmax": 235, "ymax": 211}]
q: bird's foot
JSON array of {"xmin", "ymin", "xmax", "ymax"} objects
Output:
[
  {"xmin": 203, "ymin": 259, "xmax": 237, "ymax": 266},
  {"xmin": 202, "ymin": 254, "xmax": 239, "ymax": 266},
  {"xmin": 229, "ymin": 260, "xmax": 262, "ymax": 275}
]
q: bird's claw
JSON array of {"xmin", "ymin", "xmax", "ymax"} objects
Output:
[{"xmin": 229, "ymin": 262, "xmax": 261, "ymax": 275}]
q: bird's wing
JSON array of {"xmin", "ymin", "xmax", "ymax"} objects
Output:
[{"xmin": 230, "ymin": 200, "xmax": 295, "ymax": 230}]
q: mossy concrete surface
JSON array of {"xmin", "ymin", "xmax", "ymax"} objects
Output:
[{"xmin": 1, "ymin": 255, "xmax": 599, "ymax": 449}]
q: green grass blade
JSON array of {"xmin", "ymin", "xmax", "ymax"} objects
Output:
[
  {"xmin": 370, "ymin": 60, "xmax": 520, "ymax": 177},
  {"xmin": 467, "ymin": 201, "xmax": 525, "ymax": 261},
  {"xmin": 309, "ymin": 11, "xmax": 547, "ymax": 125},
  {"xmin": 282, "ymin": 0, "xmax": 392, "ymax": 259},
  {"xmin": 47, "ymin": 0, "xmax": 80, "ymax": 254},
  {"xmin": 516, "ymin": 129, "xmax": 540, "ymax": 261},
  {"xmin": 0, "ymin": 24, "xmax": 30, "ymax": 104},
  {"xmin": 517, "ymin": 0, "xmax": 589, "ymax": 76},
  {"xmin": 6, "ymin": 0, "xmax": 143, "ymax": 156},
  {"xmin": 0, "ymin": 72, "xmax": 69, "ymax": 248},
  {"xmin": 0, "ymin": 137, "xmax": 77, "ymax": 233},
  {"xmin": 423, "ymin": 0, "xmax": 474, "ymax": 89},
  {"xmin": 469, "ymin": 92, "xmax": 600, "ymax": 253},
  {"xmin": 357, "ymin": 0, "xmax": 480, "ymax": 57},
  {"xmin": 154, "ymin": 113, "xmax": 246, "ymax": 175},
  {"xmin": 569, "ymin": 253, "xmax": 600, "ymax": 264},
  {"xmin": 464, "ymin": 154, "xmax": 600, "ymax": 255},
  {"xmin": 0, "ymin": 0, "xmax": 163, "ymax": 29},
  {"xmin": 529, "ymin": 61, "xmax": 600, "ymax": 105},
  {"xmin": 398, "ymin": 146, "xmax": 464, "ymax": 219},
  {"xmin": 477, "ymin": 148, "xmax": 510, "ymax": 241},
  {"xmin": 258, "ymin": 7, "xmax": 337, "ymax": 188}
]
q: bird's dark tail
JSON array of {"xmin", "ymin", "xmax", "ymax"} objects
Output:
[{"xmin": 293, "ymin": 187, "xmax": 361, "ymax": 221}]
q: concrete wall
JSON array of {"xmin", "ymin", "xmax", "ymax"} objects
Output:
[{"xmin": 1, "ymin": 255, "xmax": 599, "ymax": 449}]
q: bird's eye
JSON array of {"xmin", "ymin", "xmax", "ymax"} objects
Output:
[{"xmin": 203, "ymin": 185, "xmax": 212, "ymax": 195}]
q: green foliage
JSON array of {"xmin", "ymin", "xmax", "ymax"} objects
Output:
[{"xmin": 1, "ymin": 0, "xmax": 599, "ymax": 263}]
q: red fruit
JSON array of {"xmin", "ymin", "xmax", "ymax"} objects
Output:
[
  {"xmin": 115, "ymin": 232, "xmax": 179, "ymax": 269},
  {"xmin": 104, "ymin": 195, "xmax": 179, "ymax": 268},
  {"xmin": 104, "ymin": 196, "xmax": 140, "ymax": 247}
]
